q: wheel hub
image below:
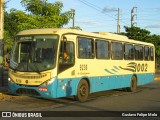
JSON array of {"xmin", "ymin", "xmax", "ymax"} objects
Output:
[{"xmin": 80, "ymin": 85, "xmax": 86, "ymax": 96}]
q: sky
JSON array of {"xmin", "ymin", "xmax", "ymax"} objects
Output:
[{"xmin": 5, "ymin": 0, "xmax": 160, "ymax": 35}]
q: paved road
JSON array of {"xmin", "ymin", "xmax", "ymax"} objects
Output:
[
  {"xmin": 52, "ymin": 81, "xmax": 160, "ymax": 111},
  {"xmin": 0, "ymin": 81, "xmax": 160, "ymax": 116},
  {"xmin": 0, "ymin": 80, "xmax": 160, "ymax": 120},
  {"xmin": 0, "ymin": 82, "xmax": 159, "ymax": 110}
]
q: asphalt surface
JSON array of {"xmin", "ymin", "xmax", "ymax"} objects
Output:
[
  {"xmin": 0, "ymin": 75, "xmax": 160, "ymax": 120},
  {"xmin": 0, "ymin": 81, "xmax": 159, "ymax": 120}
]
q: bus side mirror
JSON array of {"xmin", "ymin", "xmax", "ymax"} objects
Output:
[{"xmin": 63, "ymin": 36, "xmax": 67, "ymax": 41}]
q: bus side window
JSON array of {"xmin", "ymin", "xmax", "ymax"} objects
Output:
[
  {"xmin": 111, "ymin": 42, "xmax": 123, "ymax": 60},
  {"xmin": 135, "ymin": 45, "xmax": 143, "ymax": 60},
  {"xmin": 59, "ymin": 41, "xmax": 75, "ymax": 73},
  {"xmin": 59, "ymin": 41, "xmax": 75, "ymax": 64},
  {"xmin": 96, "ymin": 40, "xmax": 110, "ymax": 59},
  {"xmin": 124, "ymin": 43, "xmax": 134, "ymax": 60},
  {"xmin": 150, "ymin": 47, "xmax": 154, "ymax": 61},
  {"xmin": 78, "ymin": 37, "xmax": 94, "ymax": 59},
  {"xmin": 144, "ymin": 46, "xmax": 150, "ymax": 60}
]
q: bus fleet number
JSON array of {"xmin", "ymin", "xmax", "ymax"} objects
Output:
[{"xmin": 135, "ymin": 63, "xmax": 148, "ymax": 72}]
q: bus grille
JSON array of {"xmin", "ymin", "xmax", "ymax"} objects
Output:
[
  {"xmin": 11, "ymin": 71, "xmax": 47, "ymax": 79},
  {"xmin": 16, "ymin": 88, "xmax": 40, "ymax": 96}
]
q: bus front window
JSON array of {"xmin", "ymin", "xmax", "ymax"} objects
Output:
[{"xmin": 10, "ymin": 35, "xmax": 58, "ymax": 72}]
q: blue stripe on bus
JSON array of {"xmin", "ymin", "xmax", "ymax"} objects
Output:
[
  {"xmin": 104, "ymin": 69, "xmax": 115, "ymax": 74},
  {"xmin": 8, "ymin": 73, "xmax": 154, "ymax": 99},
  {"xmin": 111, "ymin": 69, "xmax": 118, "ymax": 73},
  {"xmin": 113, "ymin": 66, "xmax": 120, "ymax": 70}
]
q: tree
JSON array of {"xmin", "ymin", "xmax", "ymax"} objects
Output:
[
  {"xmin": 4, "ymin": 0, "xmax": 73, "ymax": 37},
  {"xmin": 21, "ymin": 0, "xmax": 72, "ymax": 27},
  {"xmin": 4, "ymin": 0, "xmax": 73, "ymax": 49},
  {"xmin": 123, "ymin": 26, "xmax": 150, "ymax": 42},
  {"xmin": 69, "ymin": 26, "xmax": 82, "ymax": 31}
]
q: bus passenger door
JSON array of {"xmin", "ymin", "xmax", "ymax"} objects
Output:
[{"xmin": 57, "ymin": 41, "xmax": 76, "ymax": 97}]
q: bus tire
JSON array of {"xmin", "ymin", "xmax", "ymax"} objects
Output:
[
  {"xmin": 75, "ymin": 79, "xmax": 89, "ymax": 102},
  {"xmin": 127, "ymin": 76, "xmax": 137, "ymax": 92}
]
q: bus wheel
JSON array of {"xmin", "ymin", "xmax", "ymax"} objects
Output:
[
  {"xmin": 127, "ymin": 76, "xmax": 137, "ymax": 92},
  {"xmin": 76, "ymin": 79, "xmax": 89, "ymax": 102}
]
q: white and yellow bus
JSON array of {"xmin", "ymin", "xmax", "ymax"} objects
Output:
[{"xmin": 8, "ymin": 28, "xmax": 155, "ymax": 102}]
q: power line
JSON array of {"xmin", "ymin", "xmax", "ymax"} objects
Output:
[
  {"xmin": 77, "ymin": 0, "xmax": 130, "ymax": 26},
  {"xmin": 77, "ymin": 0, "xmax": 159, "ymax": 29},
  {"xmin": 78, "ymin": 0, "xmax": 117, "ymax": 20},
  {"xmin": 79, "ymin": 0, "xmax": 102, "ymax": 10}
]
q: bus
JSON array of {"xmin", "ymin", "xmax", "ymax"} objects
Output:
[{"xmin": 8, "ymin": 28, "xmax": 155, "ymax": 102}]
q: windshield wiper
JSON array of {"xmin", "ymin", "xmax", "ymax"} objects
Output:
[{"xmin": 13, "ymin": 63, "xmax": 24, "ymax": 72}]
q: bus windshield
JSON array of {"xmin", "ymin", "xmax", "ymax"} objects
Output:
[{"xmin": 10, "ymin": 35, "xmax": 59, "ymax": 72}]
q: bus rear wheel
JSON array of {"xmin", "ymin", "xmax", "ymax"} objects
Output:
[
  {"xmin": 75, "ymin": 79, "xmax": 89, "ymax": 102},
  {"xmin": 127, "ymin": 76, "xmax": 137, "ymax": 92}
]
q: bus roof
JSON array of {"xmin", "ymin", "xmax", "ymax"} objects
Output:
[{"xmin": 17, "ymin": 28, "xmax": 154, "ymax": 46}]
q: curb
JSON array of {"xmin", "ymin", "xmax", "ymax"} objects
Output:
[{"xmin": 0, "ymin": 92, "xmax": 24, "ymax": 101}]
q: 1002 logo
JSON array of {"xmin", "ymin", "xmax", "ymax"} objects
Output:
[{"xmin": 135, "ymin": 63, "xmax": 148, "ymax": 72}]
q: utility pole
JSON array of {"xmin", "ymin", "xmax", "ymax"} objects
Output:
[
  {"xmin": 0, "ymin": 0, "xmax": 4, "ymax": 65},
  {"xmin": 0, "ymin": 0, "xmax": 4, "ymax": 86},
  {"xmin": 131, "ymin": 6, "xmax": 137, "ymax": 27},
  {"xmin": 117, "ymin": 8, "xmax": 120, "ymax": 34},
  {"xmin": 71, "ymin": 9, "xmax": 75, "ymax": 28}
]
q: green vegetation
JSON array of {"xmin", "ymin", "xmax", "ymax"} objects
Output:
[{"xmin": 4, "ymin": 0, "xmax": 73, "ymax": 50}]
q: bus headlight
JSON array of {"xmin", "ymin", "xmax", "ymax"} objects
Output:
[
  {"xmin": 41, "ymin": 78, "xmax": 55, "ymax": 87},
  {"xmin": 8, "ymin": 77, "xmax": 14, "ymax": 83}
]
